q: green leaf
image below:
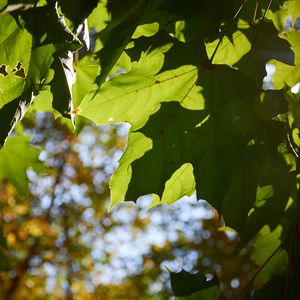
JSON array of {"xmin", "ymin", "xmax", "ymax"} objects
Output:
[
  {"xmin": 132, "ymin": 22, "xmax": 159, "ymax": 39},
  {"xmin": 238, "ymin": 0, "xmax": 284, "ymax": 24},
  {"xmin": 78, "ymin": 64, "xmax": 200, "ymax": 130},
  {"xmin": 50, "ymin": 53, "xmax": 75, "ymax": 122},
  {"xmin": 127, "ymin": 30, "xmax": 208, "ymax": 72},
  {"xmin": 174, "ymin": 287, "xmax": 221, "ymax": 300},
  {"xmin": 270, "ymin": 59, "xmax": 300, "ymax": 89},
  {"xmin": 254, "ymin": 90, "xmax": 288, "ymax": 119},
  {"xmin": 0, "ymin": 132, "xmax": 45, "ymax": 194},
  {"xmin": 95, "ymin": 0, "xmax": 149, "ymax": 86},
  {"xmin": 284, "ymin": 30, "xmax": 300, "ymax": 66},
  {"xmin": 87, "ymin": 1, "xmax": 110, "ymax": 34},
  {"xmin": 160, "ymin": 163, "xmax": 195, "ymax": 205},
  {"xmin": 27, "ymin": 90, "xmax": 52, "ymax": 114},
  {"xmin": 110, "ymin": 132, "xmax": 152, "ymax": 208},
  {"xmin": 59, "ymin": 0, "xmax": 98, "ymax": 28},
  {"xmin": 72, "ymin": 57, "xmax": 101, "ymax": 131},
  {"xmin": 36, "ymin": 5, "xmax": 82, "ymax": 52},
  {"xmin": 120, "ymin": 66, "xmax": 258, "ymax": 207},
  {"xmin": 160, "ymin": 0, "xmax": 239, "ymax": 42},
  {"xmin": 73, "ymin": 57, "xmax": 101, "ymax": 108},
  {"xmin": 251, "ymin": 226, "xmax": 288, "ymax": 286},
  {"xmin": 0, "ymin": 9, "xmax": 63, "ymax": 144},
  {"xmin": 0, "ymin": 13, "xmax": 32, "ymax": 108},
  {"xmin": 0, "ymin": 90, "xmax": 33, "ymax": 147},
  {"xmin": 169, "ymin": 269, "xmax": 221, "ymax": 299},
  {"xmin": 252, "ymin": 275, "xmax": 285, "ymax": 300},
  {"xmin": 0, "ymin": 0, "xmax": 7, "ymax": 10},
  {"xmin": 109, "ymin": 64, "xmax": 294, "ymax": 244},
  {"xmin": 206, "ymin": 30, "xmax": 251, "ymax": 65},
  {"xmin": 237, "ymin": 129, "xmax": 295, "ymax": 246},
  {"xmin": 236, "ymin": 21, "xmax": 294, "ymax": 85},
  {"xmin": 284, "ymin": 91, "xmax": 300, "ymax": 127}
]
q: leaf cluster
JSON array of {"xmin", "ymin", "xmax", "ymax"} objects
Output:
[{"xmin": 1, "ymin": 0, "xmax": 300, "ymax": 298}]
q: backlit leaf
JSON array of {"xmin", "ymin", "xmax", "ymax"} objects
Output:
[{"xmin": 0, "ymin": 132, "xmax": 44, "ymax": 194}]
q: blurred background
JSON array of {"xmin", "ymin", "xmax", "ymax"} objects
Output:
[{"xmin": 0, "ymin": 112, "xmax": 256, "ymax": 300}]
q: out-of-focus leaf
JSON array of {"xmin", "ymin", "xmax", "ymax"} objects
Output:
[
  {"xmin": 0, "ymin": 226, "xmax": 6, "ymax": 248},
  {"xmin": 0, "ymin": 132, "xmax": 45, "ymax": 194},
  {"xmin": 0, "ymin": 0, "xmax": 7, "ymax": 10}
]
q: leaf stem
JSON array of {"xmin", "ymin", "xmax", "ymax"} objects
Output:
[
  {"xmin": 286, "ymin": 124, "xmax": 299, "ymax": 158},
  {"xmin": 209, "ymin": 38, "xmax": 223, "ymax": 64},
  {"xmin": 253, "ymin": 1, "xmax": 259, "ymax": 22}
]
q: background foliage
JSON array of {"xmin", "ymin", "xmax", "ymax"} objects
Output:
[{"xmin": 0, "ymin": 0, "xmax": 300, "ymax": 299}]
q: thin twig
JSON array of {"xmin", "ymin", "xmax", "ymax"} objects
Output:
[
  {"xmin": 209, "ymin": 38, "xmax": 223, "ymax": 63},
  {"xmin": 253, "ymin": 1, "xmax": 259, "ymax": 22},
  {"xmin": 233, "ymin": 0, "xmax": 249, "ymax": 20},
  {"xmin": 286, "ymin": 128, "xmax": 299, "ymax": 158}
]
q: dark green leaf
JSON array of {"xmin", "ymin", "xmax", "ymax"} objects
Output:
[
  {"xmin": 95, "ymin": 0, "xmax": 149, "ymax": 86},
  {"xmin": 59, "ymin": 0, "xmax": 98, "ymax": 28},
  {"xmin": 170, "ymin": 269, "xmax": 220, "ymax": 297},
  {"xmin": 252, "ymin": 275, "xmax": 285, "ymax": 300},
  {"xmin": 236, "ymin": 21, "xmax": 294, "ymax": 85},
  {"xmin": 0, "ymin": 90, "xmax": 32, "ymax": 147},
  {"xmin": 50, "ymin": 53, "xmax": 75, "ymax": 122}
]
